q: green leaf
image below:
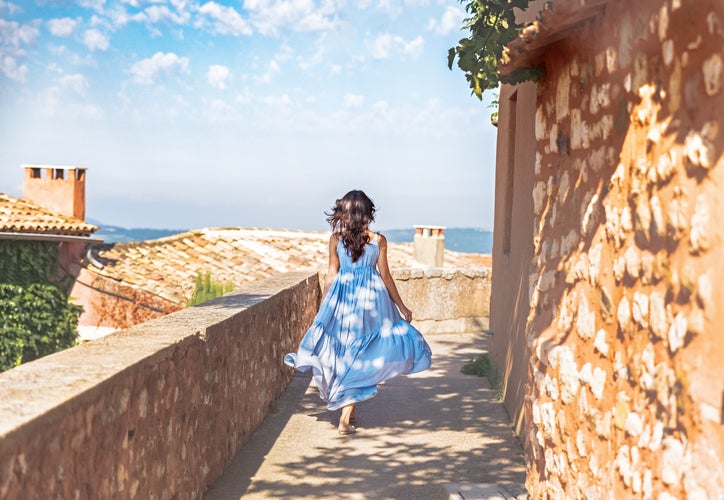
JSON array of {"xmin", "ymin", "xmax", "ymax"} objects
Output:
[{"xmin": 448, "ymin": 0, "xmax": 542, "ymax": 117}]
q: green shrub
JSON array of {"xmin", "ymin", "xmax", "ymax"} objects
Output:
[
  {"xmin": 0, "ymin": 240, "xmax": 59, "ymax": 286},
  {"xmin": 0, "ymin": 240, "xmax": 82, "ymax": 372},
  {"xmin": 187, "ymin": 271, "xmax": 234, "ymax": 306},
  {"xmin": 0, "ymin": 284, "xmax": 81, "ymax": 371},
  {"xmin": 462, "ymin": 353, "xmax": 504, "ymax": 400}
]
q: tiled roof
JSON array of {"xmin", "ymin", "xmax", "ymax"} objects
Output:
[
  {"xmin": 0, "ymin": 193, "xmax": 98, "ymax": 236},
  {"xmin": 87, "ymin": 227, "xmax": 490, "ymax": 306}
]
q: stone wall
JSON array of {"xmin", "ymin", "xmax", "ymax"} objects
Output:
[
  {"xmin": 0, "ymin": 271, "xmax": 320, "ymax": 499},
  {"xmin": 523, "ymin": 0, "xmax": 724, "ymax": 498},
  {"xmin": 393, "ymin": 267, "xmax": 491, "ymax": 334}
]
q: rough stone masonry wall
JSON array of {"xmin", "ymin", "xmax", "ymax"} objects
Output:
[
  {"xmin": 525, "ymin": 0, "xmax": 724, "ymax": 498},
  {"xmin": 0, "ymin": 271, "xmax": 320, "ymax": 499},
  {"xmin": 394, "ymin": 267, "xmax": 491, "ymax": 334}
]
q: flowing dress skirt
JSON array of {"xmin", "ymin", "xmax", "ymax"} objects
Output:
[{"xmin": 284, "ymin": 239, "xmax": 432, "ymax": 410}]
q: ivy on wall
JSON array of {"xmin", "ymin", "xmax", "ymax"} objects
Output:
[{"xmin": 0, "ymin": 240, "xmax": 81, "ymax": 372}]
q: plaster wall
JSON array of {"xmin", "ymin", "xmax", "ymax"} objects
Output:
[
  {"xmin": 0, "ymin": 271, "xmax": 320, "ymax": 499},
  {"xmin": 71, "ymin": 267, "xmax": 182, "ymax": 330},
  {"xmin": 520, "ymin": 0, "xmax": 724, "ymax": 497},
  {"xmin": 489, "ymin": 80, "xmax": 538, "ymax": 435},
  {"xmin": 22, "ymin": 166, "xmax": 86, "ymax": 220}
]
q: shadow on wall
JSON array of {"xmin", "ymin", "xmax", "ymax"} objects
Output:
[{"xmin": 525, "ymin": 6, "xmax": 724, "ymax": 495}]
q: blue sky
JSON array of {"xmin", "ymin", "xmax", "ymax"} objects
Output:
[{"xmin": 0, "ymin": 0, "xmax": 497, "ymax": 231}]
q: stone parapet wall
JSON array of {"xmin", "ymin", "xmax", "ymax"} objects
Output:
[
  {"xmin": 393, "ymin": 267, "xmax": 491, "ymax": 334},
  {"xmin": 0, "ymin": 271, "xmax": 320, "ymax": 499}
]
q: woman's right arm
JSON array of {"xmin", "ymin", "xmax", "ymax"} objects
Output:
[
  {"xmin": 376, "ymin": 234, "xmax": 413, "ymax": 322},
  {"xmin": 322, "ymin": 233, "xmax": 340, "ymax": 298}
]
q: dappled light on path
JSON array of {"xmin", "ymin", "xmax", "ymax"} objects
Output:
[{"xmin": 204, "ymin": 333, "xmax": 525, "ymax": 499}]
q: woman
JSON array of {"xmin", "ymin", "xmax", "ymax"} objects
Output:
[{"xmin": 284, "ymin": 190, "xmax": 432, "ymax": 435}]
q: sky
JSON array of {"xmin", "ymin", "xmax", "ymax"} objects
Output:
[{"xmin": 0, "ymin": 0, "xmax": 498, "ymax": 232}]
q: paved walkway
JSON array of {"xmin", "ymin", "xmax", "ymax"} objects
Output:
[{"xmin": 204, "ymin": 333, "xmax": 526, "ymax": 500}]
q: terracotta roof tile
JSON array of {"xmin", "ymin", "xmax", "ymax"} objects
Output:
[
  {"xmin": 0, "ymin": 193, "xmax": 98, "ymax": 236},
  {"xmin": 86, "ymin": 227, "xmax": 489, "ymax": 306}
]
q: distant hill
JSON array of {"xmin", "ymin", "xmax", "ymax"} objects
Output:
[{"xmin": 91, "ymin": 222, "xmax": 493, "ymax": 254}]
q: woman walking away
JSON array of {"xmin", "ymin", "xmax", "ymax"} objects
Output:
[{"xmin": 284, "ymin": 190, "xmax": 432, "ymax": 435}]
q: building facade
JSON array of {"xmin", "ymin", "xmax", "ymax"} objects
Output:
[{"xmin": 489, "ymin": 0, "xmax": 724, "ymax": 497}]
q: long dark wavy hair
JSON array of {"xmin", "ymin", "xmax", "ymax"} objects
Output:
[{"xmin": 326, "ymin": 190, "xmax": 376, "ymax": 262}]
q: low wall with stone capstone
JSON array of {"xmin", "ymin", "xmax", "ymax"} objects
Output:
[
  {"xmin": 0, "ymin": 271, "xmax": 320, "ymax": 499},
  {"xmin": 394, "ymin": 267, "xmax": 491, "ymax": 334}
]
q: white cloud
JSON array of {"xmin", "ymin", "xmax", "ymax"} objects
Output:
[
  {"xmin": 296, "ymin": 35, "xmax": 326, "ymax": 70},
  {"xmin": 134, "ymin": 4, "xmax": 190, "ymax": 25},
  {"xmin": 48, "ymin": 18, "xmax": 78, "ymax": 37},
  {"xmin": 78, "ymin": 0, "xmax": 106, "ymax": 13},
  {"xmin": 403, "ymin": 35, "xmax": 424, "ymax": 57},
  {"xmin": 203, "ymin": 98, "xmax": 235, "ymax": 122},
  {"xmin": 49, "ymin": 44, "xmax": 96, "ymax": 66},
  {"xmin": 255, "ymin": 59, "xmax": 281, "ymax": 84},
  {"xmin": 130, "ymin": 51, "xmax": 190, "ymax": 84},
  {"xmin": 0, "ymin": 55, "xmax": 27, "ymax": 82},
  {"xmin": 343, "ymin": 93, "xmax": 364, "ymax": 108},
  {"xmin": 243, "ymin": 0, "xmax": 340, "ymax": 36},
  {"xmin": 370, "ymin": 33, "xmax": 424, "ymax": 60},
  {"xmin": 372, "ymin": 100, "xmax": 389, "ymax": 114},
  {"xmin": 197, "ymin": 2, "xmax": 252, "ymax": 36},
  {"xmin": 210, "ymin": 98, "xmax": 231, "ymax": 110},
  {"xmin": 108, "ymin": 6, "xmax": 131, "ymax": 28},
  {"xmin": 83, "ymin": 29, "xmax": 109, "ymax": 51},
  {"xmin": 59, "ymin": 73, "xmax": 89, "ymax": 95},
  {"xmin": 235, "ymin": 88, "xmax": 254, "ymax": 105},
  {"xmin": 0, "ymin": 0, "xmax": 21, "ymax": 15},
  {"xmin": 260, "ymin": 93, "xmax": 292, "ymax": 108},
  {"xmin": 0, "ymin": 19, "xmax": 39, "ymax": 47},
  {"xmin": 207, "ymin": 64, "xmax": 230, "ymax": 89},
  {"xmin": 427, "ymin": 6, "xmax": 463, "ymax": 35}
]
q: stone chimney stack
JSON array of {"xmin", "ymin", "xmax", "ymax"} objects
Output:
[
  {"xmin": 413, "ymin": 225, "xmax": 445, "ymax": 267},
  {"xmin": 22, "ymin": 165, "xmax": 87, "ymax": 221}
]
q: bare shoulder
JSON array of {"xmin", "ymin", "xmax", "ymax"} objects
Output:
[
  {"xmin": 376, "ymin": 233, "xmax": 388, "ymax": 247},
  {"xmin": 329, "ymin": 233, "xmax": 340, "ymax": 248}
]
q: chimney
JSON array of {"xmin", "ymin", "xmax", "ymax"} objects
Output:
[
  {"xmin": 22, "ymin": 165, "xmax": 87, "ymax": 221},
  {"xmin": 413, "ymin": 225, "xmax": 445, "ymax": 267}
]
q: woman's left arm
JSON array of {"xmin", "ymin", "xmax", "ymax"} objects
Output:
[{"xmin": 377, "ymin": 234, "xmax": 413, "ymax": 322}]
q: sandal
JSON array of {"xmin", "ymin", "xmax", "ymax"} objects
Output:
[{"xmin": 338, "ymin": 424, "xmax": 357, "ymax": 435}]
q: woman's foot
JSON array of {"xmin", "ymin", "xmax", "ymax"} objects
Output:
[
  {"xmin": 338, "ymin": 403, "xmax": 357, "ymax": 435},
  {"xmin": 338, "ymin": 424, "xmax": 356, "ymax": 435}
]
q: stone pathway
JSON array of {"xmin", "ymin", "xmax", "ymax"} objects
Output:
[{"xmin": 204, "ymin": 333, "xmax": 526, "ymax": 500}]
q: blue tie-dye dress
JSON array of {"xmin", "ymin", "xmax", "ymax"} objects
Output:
[{"xmin": 284, "ymin": 233, "xmax": 432, "ymax": 410}]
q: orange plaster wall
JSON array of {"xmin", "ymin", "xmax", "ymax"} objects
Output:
[{"xmin": 70, "ymin": 268, "xmax": 181, "ymax": 330}]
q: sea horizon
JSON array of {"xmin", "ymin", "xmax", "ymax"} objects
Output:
[{"xmin": 92, "ymin": 223, "xmax": 494, "ymax": 255}]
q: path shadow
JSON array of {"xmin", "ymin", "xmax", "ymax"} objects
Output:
[{"xmin": 204, "ymin": 333, "xmax": 526, "ymax": 499}]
